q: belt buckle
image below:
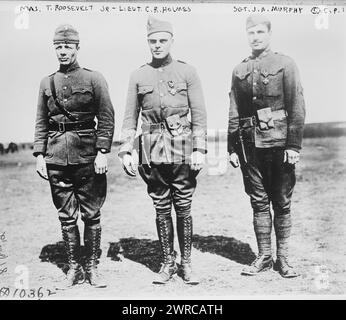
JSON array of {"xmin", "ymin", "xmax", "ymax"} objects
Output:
[{"xmin": 58, "ymin": 122, "xmax": 65, "ymax": 132}]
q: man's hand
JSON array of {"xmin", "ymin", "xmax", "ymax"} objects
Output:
[
  {"xmin": 36, "ymin": 154, "xmax": 48, "ymax": 180},
  {"xmin": 121, "ymin": 153, "xmax": 137, "ymax": 177},
  {"xmin": 229, "ymin": 152, "xmax": 240, "ymax": 168},
  {"xmin": 284, "ymin": 149, "xmax": 300, "ymax": 165},
  {"xmin": 94, "ymin": 151, "xmax": 108, "ymax": 174},
  {"xmin": 190, "ymin": 151, "xmax": 205, "ymax": 171}
]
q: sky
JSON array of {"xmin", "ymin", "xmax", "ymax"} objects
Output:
[{"xmin": 0, "ymin": 1, "xmax": 346, "ymax": 142}]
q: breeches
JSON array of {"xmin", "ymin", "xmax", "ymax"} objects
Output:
[
  {"xmin": 47, "ymin": 163, "xmax": 107, "ymax": 226},
  {"xmin": 240, "ymin": 147, "xmax": 296, "ymax": 217},
  {"xmin": 138, "ymin": 163, "xmax": 198, "ymax": 217}
]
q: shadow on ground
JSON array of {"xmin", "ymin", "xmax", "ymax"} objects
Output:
[
  {"xmin": 39, "ymin": 242, "xmax": 101, "ymax": 273},
  {"xmin": 107, "ymin": 235, "xmax": 255, "ymax": 273},
  {"xmin": 192, "ymin": 235, "xmax": 256, "ymax": 265},
  {"xmin": 107, "ymin": 238, "xmax": 164, "ymax": 273}
]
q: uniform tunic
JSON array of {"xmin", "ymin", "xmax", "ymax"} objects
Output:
[
  {"xmin": 33, "ymin": 60, "xmax": 114, "ymax": 225},
  {"xmin": 34, "ymin": 61, "xmax": 114, "ymax": 165},
  {"xmin": 119, "ymin": 55, "xmax": 207, "ymax": 164}
]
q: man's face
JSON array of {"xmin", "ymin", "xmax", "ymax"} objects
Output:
[
  {"xmin": 54, "ymin": 42, "xmax": 79, "ymax": 65},
  {"xmin": 247, "ymin": 23, "xmax": 271, "ymax": 52},
  {"xmin": 147, "ymin": 32, "xmax": 173, "ymax": 59}
]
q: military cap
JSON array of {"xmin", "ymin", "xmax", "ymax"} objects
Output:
[
  {"xmin": 246, "ymin": 15, "xmax": 271, "ymax": 30},
  {"xmin": 147, "ymin": 16, "xmax": 173, "ymax": 36},
  {"xmin": 53, "ymin": 24, "xmax": 79, "ymax": 44}
]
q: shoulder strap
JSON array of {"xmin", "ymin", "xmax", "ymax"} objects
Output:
[{"xmin": 49, "ymin": 74, "xmax": 77, "ymax": 122}]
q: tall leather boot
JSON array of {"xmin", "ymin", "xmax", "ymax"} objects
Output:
[
  {"xmin": 153, "ymin": 215, "xmax": 177, "ymax": 284},
  {"xmin": 84, "ymin": 224, "xmax": 107, "ymax": 288},
  {"xmin": 177, "ymin": 215, "xmax": 199, "ymax": 285},
  {"xmin": 241, "ymin": 213, "xmax": 273, "ymax": 275},
  {"xmin": 60, "ymin": 225, "xmax": 85, "ymax": 288},
  {"xmin": 273, "ymin": 213, "xmax": 300, "ymax": 278}
]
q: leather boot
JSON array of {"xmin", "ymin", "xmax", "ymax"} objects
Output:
[
  {"xmin": 153, "ymin": 215, "xmax": 177, "ymax": 284},
  {"xmin": 177, "ymin": 215, "xmax": 199, "ymax": 285},
  {"xmin": 274, "ymin": 256, "xmax": 300, "ymax": 278},
  {"xmin": 242, "ymin": 213, "xmax": 273, "ymax": 275},
  {"xmin": 241, "ymin": 254, "xmax": 273, "ymax": 276},
  {"xmin": 273, "ymin": 214, "xmax": 299, "ymax": 278},
  {"xmin": 84, "ymin": 225, "xmax": 107, "ymax": 288},
  {"xmin": 59, "ymin": 225, "xmax": 85, "ymax": 288}
]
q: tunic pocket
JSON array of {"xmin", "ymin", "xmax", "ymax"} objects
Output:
[
  {"xmin": 45, "ymin": 131, "xmax": 61, "ymax": 159},
  {"xmin": 169, "ymin": 82, "xmax": 188, "ymax": 108},
  {"xmin": 235, "ymin": 69, "xmax": 251, "ymax": 92},
  {"xmin": 71, "ymin": 85, "xmax": 94, "ymax": 107},
  {"xmin": 138, "ymin": 85, "xmax": 154, "ymax": 110},
  {"xmin": 261, "ymin": 66, "xmax": 283, "ymax": 97},
  {"xmin": 77, "ymin": 129, "xmax": 97, "ymax": 157}
]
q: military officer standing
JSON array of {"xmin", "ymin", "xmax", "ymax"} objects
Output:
[
  {"xmin": 34, "ymin": 25, "xmax": 114, "ymax": 288},
  {"xmin": 118, "ymin": 17, "xmax": 207, "ymax": 285},
  {"xmin": 228, "ymin": 15, "xmax": 305, "ymax": 278}
]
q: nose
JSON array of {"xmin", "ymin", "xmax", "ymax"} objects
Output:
[
  {"xmin": 59, "ymin": 48, "xmax": 67, "ymax": 56},
  {"xmin": 252, "ymin": 33, "xmax": 260, "ymax": 42}
]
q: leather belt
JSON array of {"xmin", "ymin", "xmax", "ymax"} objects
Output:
[
  {"xmin": 141, "ymin": 116, "xmax": 190, "ymax": 134},
  {"xmin": 240, "ymin": 109, "xmax": 287, "ymax": 128},
  {"xmin": 48, "ymin": 120, "xmax": 95, "ymax": 133}
]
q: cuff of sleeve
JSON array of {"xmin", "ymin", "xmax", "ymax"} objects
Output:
[
  {"xmin": 193, "ymin": 136, "xmax": 207, "ymax": 152},
  {"xmin": 96, "ymin": 137, "xmax": 112, "ymax": 152},
  {"xmin": 33, "ymin": 144, "xmax": 46, "ymax": 157},
  {"xmin": 193, "ymin": 148, "xmax": 207, "ymax": 154},
  {"xmin": 118, "ymin": 142, "xmax": 133, "ymax": 158},
  {"xmin": 33, "ymin": 152, "xmax": 44, "ymax": 157},
  {"xmin": 285, "ymin": 145, "xmax": 301, "ymax": 153},
  {"xmin": 118, "ymin": 151, "xmax": 132, "ymax": 158}
]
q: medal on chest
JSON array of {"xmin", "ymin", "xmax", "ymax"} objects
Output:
[
  {"xmin": 167, "ymin": 80, "xmax": 177, "ymax": 95},
  {"xmin": 261, "ymin": 69, "xmax": 269, "ymax": 85}
]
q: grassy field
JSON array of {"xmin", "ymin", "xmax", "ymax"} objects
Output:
[{"xmin": 0, "ymin": 137, "xmax": 346, "ymax": 299}]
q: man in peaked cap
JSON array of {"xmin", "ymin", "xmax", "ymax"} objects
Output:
[
  {"xmin": 34, "ymin": 24, "xmax": 114, "ymax": 288},
  {"xmin": 227, "ymin": 15, "xmax": 305, "ymax": 278},
  {"xmin": 118, "ymin": 16, "xmax": 207, "ymax": 285}
]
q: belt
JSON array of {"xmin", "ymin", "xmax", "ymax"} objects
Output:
[
  {"xmin": 48, "ymin": 120, "xmax": 95, "ymax": 133},
  {"xmin": 240, "ymin": 109, "xmax": 287, "ymax": 127},
  {"xmin": 141, "ymin": 116, "xmax": 190, "ymax": 134}
]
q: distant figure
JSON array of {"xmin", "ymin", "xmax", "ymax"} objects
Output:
[
  {"xmin": 228, "ymin": 15, "xmax": 306, "ymax": 278},
  {"xmin": 33, "ymin": 24, "xmax": 114, "ymax": 289},
  {"xmin": 0, "ymin": 143, "xmax": 4, "ymax": 155},
  {"xmin": 6, "ymin": 142, "xmax": 18, "ymax": 153}
]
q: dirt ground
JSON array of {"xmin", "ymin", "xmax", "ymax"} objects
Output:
[{"xmin": 0, "ymin": 137, "xmax": 346, "ymax": 299}]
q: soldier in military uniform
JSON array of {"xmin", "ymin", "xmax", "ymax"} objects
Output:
[
  {"xmin": 34, "ymin": 25, "xmax": 114, "ymax": 288},
  {"xmin": 228, "ymin": 15, "xmax": 305, "ymax": 278},
  {"xmin": 118, "ymin": 17, "xmax": 207, "ymax": 285}
]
